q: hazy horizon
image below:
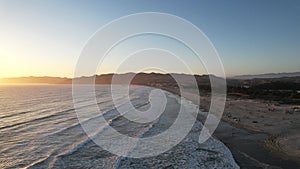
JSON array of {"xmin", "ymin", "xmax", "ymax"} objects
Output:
[{"xmin": 0, "ymin": 70, "xmax": 300, "ymax": 79}]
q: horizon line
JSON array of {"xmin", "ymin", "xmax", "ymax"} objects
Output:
[{"xmin": 1, "ymin": 70, "xmax": 300, "ymax": 80}]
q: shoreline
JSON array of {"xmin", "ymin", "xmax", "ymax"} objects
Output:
[
  {"xmin": 212, "ymin": 118, "xmax": 300, "ymax": 168},
  {"xmin": 117, "ymin": 92, "xmax": 239, "ymax": 168},
  {"xmin": 159, "ymin": 86, "xmax": 300, "ymax": 169}
]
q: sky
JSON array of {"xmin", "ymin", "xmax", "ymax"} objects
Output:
[{"xmin": 0, "ymin": 0, "xmax": 300, "ymax": 78}]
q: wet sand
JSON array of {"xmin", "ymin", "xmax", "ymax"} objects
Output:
[
  {"xmin": 160, "ymin": 86, "xmax": 300, "ymax": 169},
  {"xmin": 212, "ymin": 118, "xmax": 300, "ymax": 169}
]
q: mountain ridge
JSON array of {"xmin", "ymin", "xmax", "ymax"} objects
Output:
[{"xmin": 232, "ymin": 72, "xmax": 300, "ymax": 79}]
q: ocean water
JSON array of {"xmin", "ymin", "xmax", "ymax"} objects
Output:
[{"xmin": 0, "ymin": 85, "xmax": 239, "ymax": 169}]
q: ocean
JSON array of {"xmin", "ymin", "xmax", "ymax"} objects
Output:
[{"xmin": 0, "ymin": 85, "xmax": 239, "ymax": 169}]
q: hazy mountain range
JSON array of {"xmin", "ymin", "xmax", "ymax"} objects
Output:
[
  {"xmin": 1, "ymin": 72, "xmax": 300, "ymax": 85},
  {"xmin": 232, "ymin": 72, "xmax": 300, "ymax": 79}
]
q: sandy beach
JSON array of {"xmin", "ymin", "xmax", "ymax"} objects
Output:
[
  {"xmin": 221, "ymin": 98, "xmax": 300, "ymax": 161},
  {"xmin": 205, "ymin": 99, "xmax": 300, "ymax": 168},
  {"xmin": 160, "ymin": 86, "xmax": 300, "ymax": 168}
]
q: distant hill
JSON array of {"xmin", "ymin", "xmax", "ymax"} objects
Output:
[
  {"xmin": 2, "ymin": 72, "xmax": 300, "ymax": 86},
  {"xmin": 0, "ymin": 73, "xmax": 213, "ymax": 86},
  {"xmin": 2, "ymin": 72, "xmax": 300, "ymax": 104},
  {"xmin": 0, "ymin": 76, "xmax": 72, "ymax": 84},
  {"xmin": 232, "ymin": 72, "xmax": 300, "ymax": 79}
]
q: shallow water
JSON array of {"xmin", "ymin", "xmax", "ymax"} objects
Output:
[{"xmin": 0, "ymin": 85, "xmax": 239, "ymax": 168}]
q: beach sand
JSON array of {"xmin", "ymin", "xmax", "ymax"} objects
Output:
[
  {"xmin": 204, "ymin": 98, "xmax": 300, "ymax": 168},
  {"xmin": 221, "ymin": 98, "xmax": 300, "ymax": 162},
  {"xmin": 160, "ymin": 86, "xmax": 300, "ymax": 168}
]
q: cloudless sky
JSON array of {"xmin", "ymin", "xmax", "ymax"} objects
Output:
[{"xmin": 0, "ymin": 0, "xmax": 300, "ymax": 78}]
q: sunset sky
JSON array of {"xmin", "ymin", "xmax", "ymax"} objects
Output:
[{"xmin": 0, "ymin": 0, "xmax": 300, "ymax": 78}]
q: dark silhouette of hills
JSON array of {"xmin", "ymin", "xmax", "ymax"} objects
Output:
[
  {"xmin": 0, "ymin": 76, "xmax": 71, "ymax": 84},
  {"xmin": 0, "ymin": 73, "xmax": 212, "ymax": 86},
  {"xmin": 233, "ymin": 72, "xmax": 300, "ymax": 79},
  {"xmin": 1, "ymin": 72, "xmax": 300, "ymax": 104}
]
